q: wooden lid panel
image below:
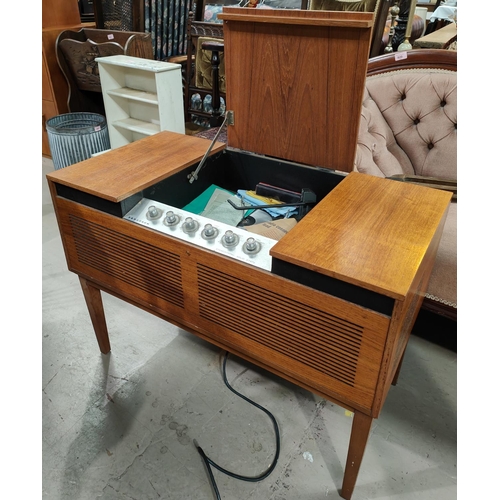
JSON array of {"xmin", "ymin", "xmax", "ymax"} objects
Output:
[
  {"xmin": 220, "ymin": 8, "xmax": 373, "ymax": 172},
  {"xmin": 270, "ymin": 173, "xmax": 452, "ymax": 300},
  {"xmin": 46, "ymin": 131, "xmax": 226, "ymax": 202},
  {"xmin": 218, "ymin": 8, "xmax": 374, "ymax": 28}
]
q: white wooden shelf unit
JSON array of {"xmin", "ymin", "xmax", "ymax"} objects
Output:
[{"xmin": 96, "ymin": 55, "xmax": 185, "ymax": 149}]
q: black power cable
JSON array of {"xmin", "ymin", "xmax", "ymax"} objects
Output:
[{"xmin": 193, "ymin": 352, "xmax": 281, "ymax": 499}]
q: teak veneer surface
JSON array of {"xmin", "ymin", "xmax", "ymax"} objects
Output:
[
  {"xmin": 46, "ymin": 131, "xmax": 226, "ymax": 202},
  {"xmin": 53, "ymin": 194, "xmax": 391, "ymax": 413},
  {"xmin": 271, "ymin": 172, "xmax": 452, "ymax": 301},
  {"xmin": 218, "ymin": 8, "xmax": 374, "ymax": 28},
  {"xmin": 220, "ymin": 8, "xmax": 373, "ymax": 173}
]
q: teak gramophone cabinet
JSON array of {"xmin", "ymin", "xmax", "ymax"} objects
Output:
[{"xmin": 46, "ymin": 8, "xmax": 452, "ymax": 499}]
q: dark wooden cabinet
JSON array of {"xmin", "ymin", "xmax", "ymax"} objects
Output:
[{"xmin": 93, "ymin": 0, "xmax": 145, "ymax": 32}]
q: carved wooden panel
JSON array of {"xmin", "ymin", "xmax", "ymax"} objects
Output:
[{"xmin": 59, "ymin": 39, "xmax": 125, "ymax": 92}]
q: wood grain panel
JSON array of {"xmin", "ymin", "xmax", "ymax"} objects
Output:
[
  {"xmin": 197, "ymin": 264, "xmax": 364, "ymax": 386},
  {"xmin": 69, "ymin": 214, "xmax": 184, "ymax": 307},
  {"xmin": 46, "ymin": 131, "xmax": 226, "ymax": 202},
  {"xmin": 221, "ymin": 8, "xmax": 373, "ymax": 171},
  {"xmin": 325, "ymin": 30, "xmax": 373, "ymax": 170},
  {"xmin": 55, "ymin": 198, "xmax": 186, "ymax": 317},
  {"xmin": 190, "ymin": 252, "xmax": 388, "ymax": 412},
  {"xmin": 219, "ymin": 8, "xmax": 373, "ymax": 28},
  {"xmin": 371, "ymin": 208, "xmax": 447, "ymax": 417},
  {"xmin": 53, "ymin": 194, "xmax": 389, "ymax": 413},
  {"xmin": 271, "ymin": 172, "xmax": 452, "ymax": 300}
]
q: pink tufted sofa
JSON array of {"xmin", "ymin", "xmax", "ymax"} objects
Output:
[{"xmin": 354, "ymin": 49, "xmax": 457, "ymax": 320}]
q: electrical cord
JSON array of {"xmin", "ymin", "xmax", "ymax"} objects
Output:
[{"xmin": 193, "ymin": 352, "xmax": 281, "ymax": 499}]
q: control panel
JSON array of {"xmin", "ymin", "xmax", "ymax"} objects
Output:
[{"xmin": 124, "ymin": 198, "xmax": 276, "ymax": 271}]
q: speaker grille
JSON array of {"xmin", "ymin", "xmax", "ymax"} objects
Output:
[
  {"xmin": 197, "ymin": 264, "xmax": 363, "ymax": 386},
  {"xmin": 69, "ymin": 215, "xmax": 184, "ymax": 308}
]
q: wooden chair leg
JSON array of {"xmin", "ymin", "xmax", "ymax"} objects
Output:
[
  {"xmin": 341, "ymin": 411, "xmax": 373, "ymax": 500},
  {"xmin": 79, "ymin": 277, "xmax": 111, "ymax": 354},
  {"xmin": 201, "ymin": 40, "xmax": 225, "ymax": 128}
]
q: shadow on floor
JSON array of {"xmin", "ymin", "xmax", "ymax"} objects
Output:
[{"xmin": 412, "ymin": 309, "xmax": 457, "ymax": 352}]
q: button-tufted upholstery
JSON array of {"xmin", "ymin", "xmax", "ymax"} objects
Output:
[
  {"xmin": 354, "ymin": 50, "xmax": 457, "ymax": 319},
  {"xmin": 356, "ymin": 69, "xmax": 457, "ymax": 180}
]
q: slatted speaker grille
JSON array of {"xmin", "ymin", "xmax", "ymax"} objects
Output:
[
  {"xmin": 69, "ymin": 215, "xmax": 184, "ymax": 308},
  {"xmin": 198, "ymin": 264, "xmax": 363, "ymax": 386}
]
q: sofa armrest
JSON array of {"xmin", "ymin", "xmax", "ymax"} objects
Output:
[{"xmin": 387, "ymin": 174, "xmax": 457, "ymax": 201}]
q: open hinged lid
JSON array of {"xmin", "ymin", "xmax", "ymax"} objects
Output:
[{"xmin": 218, "ymin": 7, "xmax": 374, "ymax": 172}]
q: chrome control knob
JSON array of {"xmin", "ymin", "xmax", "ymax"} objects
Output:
[
  {"xmin": 222, "ymin": 230, "xmax": 239, "ymax": 247},
  {"xmin": 182, "ymin": 216, "xmax": 199, "ymax": 233},
  {"xmin": 201, "ymin": 223, "xmax": 218, "ymax": 240},
  {"xmin": 146, "ymin": 205, "xmax": 162, "ymax": 220},
  {"xmin": 163, "ymin": 210, "xmax": 180, "ymax": 226},
  {"xmin": 243, "ymin": 237, "xmax": 261, "ymax": 255}
]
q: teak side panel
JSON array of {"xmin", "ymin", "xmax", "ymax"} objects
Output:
[
  {"xmin": 188, "ymin": 249, "xmax": 389, "ymax": 413},
  {"xmin": 54, "ymin": 197, "xmax": 390, "ymax": 413},
  {"xmin": 326, "ymin": 31, "xmax": 372, "ymax": 171},
  {"xmin": 371, "ymin": 209, "xmax": 448, "ymax": 417},
  {"xmin": 46, "ymin": 131, "xmax": 226, "ymax": 202},
  {"xmin": 222, "ymin": 9, "xmax": 373, "ymax": 171},
  {"xmin": 271, "ymin": 173, "xmax": 452, "ymax": 300}
]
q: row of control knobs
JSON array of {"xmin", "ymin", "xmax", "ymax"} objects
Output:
[{"xmin": 146, "ymin": 205, "xmax": 261, "ymax": 255}]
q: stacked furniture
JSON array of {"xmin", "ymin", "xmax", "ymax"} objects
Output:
[
  {"xmin": 42, "ymin": 0, "xmax": 87, "ymax": 157},
  {"xmin": 56, "ymin": 28, "xmax": 153, "ymax": 116},
  {"xmin": 184, "ymin": 11, "xmax": 225, "ymax": 125},
  {"xmin": 96, "ymin": 55, "xmax": 185, "ymax": 148}
]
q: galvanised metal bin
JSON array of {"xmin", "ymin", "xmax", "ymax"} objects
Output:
[{"xmin": 46, "ymin": 113, "xmax": 110, "ymax": 170}]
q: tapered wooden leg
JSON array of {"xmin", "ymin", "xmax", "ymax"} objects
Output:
[
  {"xmin": 341, "ymin": 412, "xmax": 373, "ymax": 500},
  {"xmin": 79, "ymin": 277, "xmax": 110, "ymax": 354},
  {"xmin": 392, "ymin": 347, "xmax": 407, "ymax": 386}
]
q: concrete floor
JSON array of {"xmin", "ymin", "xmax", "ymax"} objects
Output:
[{"xmin": 42, "ymin": 156, "xmax": 457, "ymax": 500}]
